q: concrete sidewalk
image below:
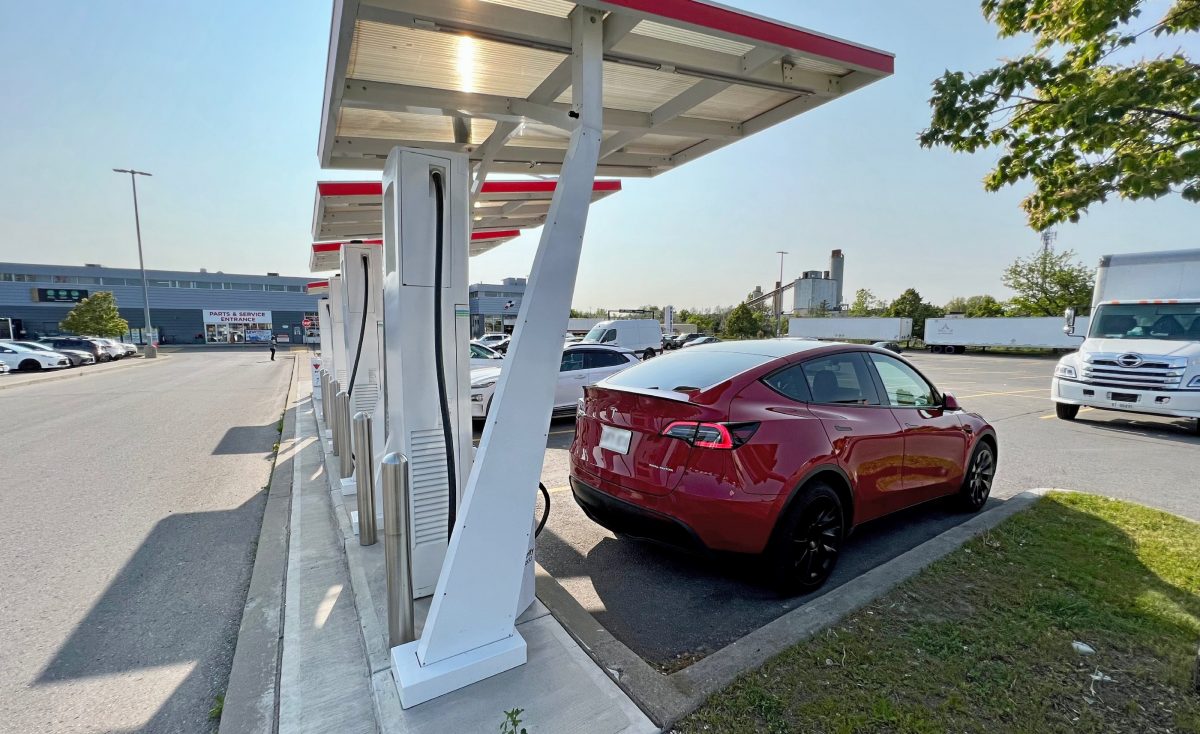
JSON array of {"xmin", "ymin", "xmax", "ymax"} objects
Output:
[{"xmin": 274, "ymin": 370, "xmax": 655, "ymax": 733}]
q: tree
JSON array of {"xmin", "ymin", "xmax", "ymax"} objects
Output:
[
  {"xmin": 60, "ymin": 291, "xmax": 129, "ymax": 337},
  {"xmin": 887, "ymin": 288, "xmax": 945, "ymax": 339},
  {"xmin": 848, "ymin": 288, "xmax": 888, "ymax": 317},
  {"xmin": 944, "ymin": 294, "xmax": 1008, "ymax": 317},
  {"xmin": 722, "ymin": 303, "xmax": 762, "ymax": 339},
  {"xmin": 1003, "ymin": 247, "xmax": 1095, "ymax": 316},
  {"xmin": 920, "ymin": 0, "xmax": 1200, "ymax": 230}
]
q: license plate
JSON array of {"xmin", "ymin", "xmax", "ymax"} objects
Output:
[
  {"xmin": 1114, "ymin": 402, "xmax": 1136, "ymax": 409},
  {"xmin": 599, "ymin": 425, "xmax": 631, "ymax": 454},
  {"xmin": 1108, "ymin": 392, "xmax": 1138, "ymax": 403}
]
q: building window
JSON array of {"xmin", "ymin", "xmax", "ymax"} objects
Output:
[
  {"xmin": 229, "ymin": 282, "xmax": 250, "ymax": 290},
  {"xmin": 148, "ymin": 279, "xmax": 171, "ymax": 287},
  {"xmin": 0, "ymin": 273, "xmax": 12, "ymax": 281},
  {"xmin": 286, "ymin": 285, "xmax": 303, "ymax": 293},
  {"xmin": 193, "ymin": 281, "xmax": 214, "ymax": 289},
  {"xmin": 267, "ymin": 284, "xmax": 286, "ymax": 292},
  {"xmin": 76, "ymin": 277, "xmax": 100, "ymax": 284},
  {"xmin": 14, "ymin": 274, "xmax": 40, "ymax": 282},
  {"xmin": 174, "ymin": 280, "xmax": 194, "ymax": 288},
  {"xmin": 102, "ymin": 277, "xmax": 128, "ymax": 286},
  {"xmin": 247, "ymin": 283, "xmax": 265, "ymax": 291},
  {"xmin": 52, "ymin": 275, "xmax": 79, "ymax": 284}
]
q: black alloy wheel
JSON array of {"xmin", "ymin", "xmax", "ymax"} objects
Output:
[
  {"xmin": 769, "ymin": 482, "xmax": 844, "ymax": 595},
  {"xmin": 19, "ymin": 359, "xmax": 41, "ymax": 371},
  {"xmin": 957, "ymin": 442, "xmax": 995, "ymax": 512}
]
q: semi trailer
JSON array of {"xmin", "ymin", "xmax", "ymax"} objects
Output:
[
  {"xmin": 924, "ymin": 316, "xmax": 1092, "ymax": 354},
  {"xmin": 787, "ymin": 316, "xmax": 912, "ymax": 341}
]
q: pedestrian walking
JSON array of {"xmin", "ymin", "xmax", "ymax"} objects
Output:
[{"xmin": 269, "ymin": 335, "xmax": 277, "ymax": 361}]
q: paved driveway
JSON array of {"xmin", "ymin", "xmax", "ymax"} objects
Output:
[{"xmin": 0, "ymin": 352, "xmax": 292, "ymax": 733}]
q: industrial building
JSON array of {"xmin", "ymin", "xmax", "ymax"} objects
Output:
[
  {"xmin": 792, "ymin": 249, "xmax": 845, "ymax": 315},
  {"xmin": 469, "ymin": 277, "xmax": 526, "ymax": 336},
  {"xmin": 0, "ymin": 262, "xmax": 319, "ymax": 344}
]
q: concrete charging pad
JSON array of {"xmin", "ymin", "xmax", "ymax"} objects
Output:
[{"xmin": 380, "ymin": 610, "xmax": 656, "ymax": 734}]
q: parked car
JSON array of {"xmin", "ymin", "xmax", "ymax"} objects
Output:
[
  {"xmin": 87, "ymin": 338, "xmax": 127, "ymax": 359},
  {"xmin": 470, "ymin": 341, "xmax": 504, "ymax": 369},
  {"xmin": 0, "ymin": 360, "xmax": 9, "ymax": 375},
  {"xmin": 11, "ymin": 340, "xmax": 95, "ymax": 366},
  {"xmin": 39, "ymin": 336, "xmax": 111, "ymax": 363},
  {"xmin": 470, "ymin": 343, "xmax": 639, "ymax": 420},
  {"xmin": 118, "ymin": 341, "xmax": 139, "ymax": 356},
  {"xmin": 0, "ymin": 342, "xmax": 71, "ymax": 371},
  {"xmin": 491, "ymin": 336, "xmax": 512, "ymax": 354},
  {"xmin": 871, "ymin": 341, "xmax": 903, "ymax": 354},
  {"xmin": 569, "ymin": 340, "xmax": 997, "ymax": 595},
  {"xmin": 476, "ymin": 333, "xmax": 509, "ymax": 349},
  {"xmin": 670, "ymin": 333, "xmax": 708, "ymax": 349},
  {"xmin": 681, "ymin": 336, "xmax": 721, "ymax": 348}
]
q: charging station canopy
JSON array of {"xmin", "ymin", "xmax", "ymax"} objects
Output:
[
  {"xmin": 309, "ymin": 230, "xmax": 520, "ymax": 272},
  {"xmin": 306, "ymin": 279, "xmax": 330, "ymax": 295},
  {"xmin": 318, "ymin": 0, "xmax": 894, "ymax": 179},
  {"xmin": 312, "ymin": 179, "xmax": 622, "ymax": 243}
]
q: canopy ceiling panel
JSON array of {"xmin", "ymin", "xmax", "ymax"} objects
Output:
[{"xmin": 318, "ymin": 0, "xmax": 895, "ymax": 177}]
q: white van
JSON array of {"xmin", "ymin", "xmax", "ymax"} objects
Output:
[{"xmin": 582, "ymin": 319, "xmax": 661, "ymax": 360}]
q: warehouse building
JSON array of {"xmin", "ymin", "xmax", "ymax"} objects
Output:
[
  {"xmin": 0, "ymin": 262, "xmax": 319, "ymax": 344},
  {"xmin": 469, "ymin": 277, "xmax": 526, "ymax": 336}
]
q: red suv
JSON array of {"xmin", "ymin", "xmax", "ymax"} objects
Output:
[{"xmin": 569, "ymin": 340, "xmax": 997, "ymax": 594}]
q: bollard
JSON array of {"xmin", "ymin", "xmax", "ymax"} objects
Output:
[
  {"xmin": 353, "ymin": 411, "xmax": 377, "ymax": 546},
  {"xmin": 337, "ymin": 390, "xmax": 353, "ymax": 479},
  {"xmin": 329, "ymin": 380, "xmax": 342, "ymax": 456},
  {"xmin": 320, "ymin": 370, "xmax": 331, "ymax": 426},
  {"xmin": 382, "ymin": 452, "xmax": 415, "ymax": 646}
]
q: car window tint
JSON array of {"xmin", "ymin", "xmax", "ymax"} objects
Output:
[
  {"xmin": 869, "ymin": 354, "xmax": 936, "ymax": 407},
  {"xmin": 801, "ymin": 353, "xmax": 879, "ymax": 405},
  {"xmin": 762, "ymin": 364, "xmax": 811, "ymax": 402},
  {"xmin": 604, "ymin": 349, "xmax": 774, "ymax": 391},
  {"xmin": 560, "ymin": 351, "xmax": 586, "ymax": 372},
  {"xmin": 585, "ymin": 350, "xmax": 628, "ymax": 369},
  {"xmin": 470, "ymin": 344, "xmax": 488, "ymax": 358}
]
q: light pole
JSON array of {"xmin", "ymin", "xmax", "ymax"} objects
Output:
[
  {"xmin": 113, "ymin": 168, "xmax": 157, "ymax": 358},
  {"xmin": 775, "ymin": 250, "xmax": 788, "ymax": 336}
]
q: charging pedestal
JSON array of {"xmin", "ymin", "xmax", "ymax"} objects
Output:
[
  {"xmin": 337, "ymin": 242, "xmax": 384, "ymax": 497},
  {"xmin": 378, "ymin": 147, "xmax": 475, "ymax": 602},
  {"xmin": 327, "ymin": 276, "xmax": 349, "ymax": 393},
  {"xmin": 317, "ymin": 296, "xmax": 335, "ymax": 439}
]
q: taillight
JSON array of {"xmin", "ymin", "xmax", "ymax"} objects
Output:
[{"xmin": 661, "ymin": 421, "xmax": 759, "ymax": 449}]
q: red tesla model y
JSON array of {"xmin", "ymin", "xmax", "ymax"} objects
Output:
[{"xmin": 569, "ymin": 340, "xmax": 997, "ymax": 594}]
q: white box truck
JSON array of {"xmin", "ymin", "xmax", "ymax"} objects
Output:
[
  {"xmin": 581, "ymin": 319, "xmax": 662, "ymax": 360},
  {"xmin": 925, "ymin": 316, "xmax": 1091, "ymax": 354},
  {"xmin": 788, "ymin": 317, "xmax": 912, "ymax": 341},
  {"xmin": 1052, "ymin": 248, "xmax": 1200, "ymax": 430}
]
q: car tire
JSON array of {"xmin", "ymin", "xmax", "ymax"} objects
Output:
[
  {"xmin": 1055, "ymin": 403, "xmax": 1079, "ymax": 421},
  {"xmin": 642, "ymin": 348, "xmax": 655, "ymax": 361},
  {"xmin": 766, "ymin": 481, "xmax": 844, "ymax": 596},
  {"xmin": 19, "ymin": 359, "xmax": 41, "ymax": 371},
  {"xmin": 955, "ymin": 440, "xmax": 995, "ymax": 512}
]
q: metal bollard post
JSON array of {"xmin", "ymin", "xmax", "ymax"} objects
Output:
[
  {"xmin": 337, "ymin": 390, "xmax": 353, "ymax": 479},
  {"xmin": 353, "ymin": 411, "xmax": 377, "ymax": 546},
  {"xmin": 320, "ymin": 371, "xmax": 330, "ymax": 426},
  {"xmin": 381, "ymin": 452, "xmax": 415, "ymax": 646},
  {"xmin": 329, "ymin": 380, "xmax": 342, "ymax": 456}
]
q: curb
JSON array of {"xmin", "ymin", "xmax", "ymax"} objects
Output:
[
  {"xmin": 219, "ymin": 356, "xmax": 300, "ymax": 734},
  {"xmin": 0, "ymin": 355, "xmax": 162, "ymax": 391},
  {"xmin": 539, "ymin": 489, "xmax": 1051, "ymax": 730}
]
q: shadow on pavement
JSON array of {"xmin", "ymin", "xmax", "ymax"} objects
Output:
[
  {"xmin": 539, "ymin": 496, "xmax": 1003, "ymax": 668},
  {"xmin": 35, "ymin": 491, "xmax": 268, "ymax": 733},
  {"xmin": 213, "ymin": 425, "xmax": 280, "ymax": 456}
]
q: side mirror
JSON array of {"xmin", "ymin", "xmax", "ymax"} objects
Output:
[
  {"xmin": 942, "ymin": 393, "xmax": 961, "ymax": 411},
  {"xmin": 1063, "ymin": 307, "xmax": 1076, "ymax": 335}
]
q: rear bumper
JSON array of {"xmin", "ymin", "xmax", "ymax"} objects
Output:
[
  {"xmin": 568, "ymin": 461, "xmax": 780, "ymax": 554},
  {"xmin": 1053, "ymin": 377, "xmax": 1200, "ymax": 419},
  {"xmin": 570, "ymin": 476, "xmax": 705, "ymax": 552}
]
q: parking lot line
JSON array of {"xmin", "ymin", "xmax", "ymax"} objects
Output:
[{"xmin": 957, "ymin": 387, "xmax": 1047, "ymax": 399}]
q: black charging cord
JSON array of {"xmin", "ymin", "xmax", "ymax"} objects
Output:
[
  {"xmin": 430, "ymin": 170, "xmax": 458, "ymax": 539},
  {"xmin": 346, "ymin": 253, "xmax": 369, "ymax": 397}
]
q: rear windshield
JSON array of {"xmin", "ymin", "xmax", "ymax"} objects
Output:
[{"xmin": 602, "ymin": 349, "xmax": 773, "ymax": 392}]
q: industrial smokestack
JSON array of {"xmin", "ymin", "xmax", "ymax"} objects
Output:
[{"xmin": 829, "ymin": 249, "xmax": 844, "ymax": 309}]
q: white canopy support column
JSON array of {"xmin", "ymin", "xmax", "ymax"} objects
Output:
[{"xmin": 389, "ymin": 5, "xmax": 606, "ymax": 706}]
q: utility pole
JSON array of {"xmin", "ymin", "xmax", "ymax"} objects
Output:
[
  {"xmin": 113, "ymin": 168, "xmax": 157, "ymax": 358},
  {"xmin": 774, "ymin": 250, "xmax": 788, "ymax": 336}
]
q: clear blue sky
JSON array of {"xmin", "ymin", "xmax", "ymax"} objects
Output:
[{"xmin": 1, "ymin": 1, "xmax": 1195, "ymax": 311}]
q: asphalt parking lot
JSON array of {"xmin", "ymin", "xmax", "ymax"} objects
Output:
[{"xmin": 496, "ymin": 350, "xmax": 1200, "ymax": 670}]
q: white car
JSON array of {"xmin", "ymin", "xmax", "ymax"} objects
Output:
[
  {"xmin": 10, "ymin": 340, "xmax": 95, "ymax": 366},
  {"xmin": 88, "ymin": 338, "xmax": 128, "ymax": 359},
  {"xmin": 470, "ymin": 343, "xmax": 639, "ymax": 419},
  {"xmin": 0, "ymin": 342, "xmax": 71, "ymax": 371},
  {"xmin": 475, "ymin": 333, "xmax": 509, "ymax": 349},
  {"xmin": 470, "ymin": 341, "xmax": 504, "ymax": 369},
  {"xmin": 0, "ymin": 361, "xmax": 9, "ymax": 375}
]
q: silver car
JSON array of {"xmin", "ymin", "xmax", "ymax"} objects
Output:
[{"xmin": 11, "ymin": 340, "xmax": 95, "ymax": 366}]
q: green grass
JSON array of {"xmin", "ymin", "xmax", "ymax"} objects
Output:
[{"xmin": 678, "ymin": 493, "xmax": 1200, "ymax": 734}]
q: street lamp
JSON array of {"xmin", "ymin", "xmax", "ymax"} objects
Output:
[
  {"xmin": 775, "ymin": 250, "xmax": 788, "ymax": 336},
  {"xmin": 112, "ymin": 168, "xmax": 157, "ymax": 358}
]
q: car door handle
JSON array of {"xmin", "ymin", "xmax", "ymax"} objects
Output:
[
  {"xmin": 833, "ymin": 424, "xmax": 853, "ymax": 432},
  {"xmin": 905, "ymin": 422, "xmax": 918, "ymax": 428}
]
